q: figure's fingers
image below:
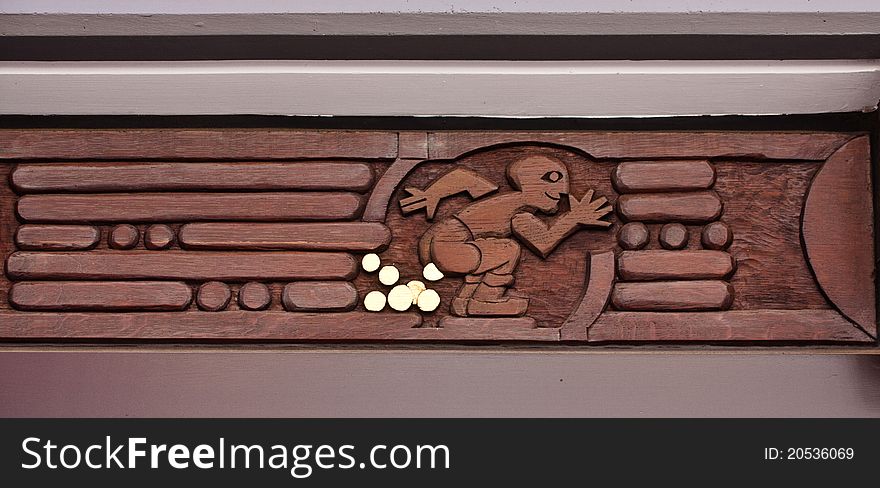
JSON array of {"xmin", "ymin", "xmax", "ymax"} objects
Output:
[
  {"xmin": 400, "ymin": 195, "xmax": 426, "ymax": 207},
  {"xmin": 594, "ymin": 204, "xmax": 613, "ymax": 216},
  {"xmin": 426, "ymin": 199, "xmax": 439, "ymax": 220},
  {"xmin": 400, "ymin": 200, "xmax": 427, "ymax": 214},
  {"xmin": 587, "ymin": 196, "xmax": 608, "ymax": 210},
  {"xmin": 593, "ymin": 219, "xmax": 613, "ymax": 227},
  {"xmin": 580, "ymin": 189, "xmax": 594, "ymax": 205}
]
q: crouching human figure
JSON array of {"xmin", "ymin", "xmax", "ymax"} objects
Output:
[{"xmin": 400, "ymin": 154, "xmax": 612, "ymax": 317}]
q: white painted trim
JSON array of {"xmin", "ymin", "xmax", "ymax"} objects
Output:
[
  {"xmin": 4, "ymin": 12, "xmax": 880, "ymax": 36},
  {"xmin": 2, "ymin": 60, "xmax": 878, "ymax": 118}
]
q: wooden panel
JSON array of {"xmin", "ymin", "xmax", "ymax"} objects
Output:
[
  {"xmin": 179, "ymin": 222, "xmax": 391, "ymax": 251},
  {"xmin": 0, "ymin": 129, "xmax": 398, "ymax": 160},
  {"xmin": 9, "ymin": 281, "xmax": 192, "ymax": 311},
  {"xmin": 6, "ymin": 251, "xmax": 357, "ymax": 281},
  {"xmin": 12, "ymin": 162, "xmax": 374, "ymax": 192},
  {"xmin": 0, "ymin": 128, "xmax": 874, "ymax": 345},
  {"xmin": 17, "ymin": 192, "xmax": 363, "ymax": 222},
  {"xmin": 589, "ymin": 310, "xmax": 872, "ymax": 342}
]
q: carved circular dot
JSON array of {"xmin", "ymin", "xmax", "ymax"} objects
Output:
[
  {"xmin": 144, "ymin": 224, "xmax": 174, "ymax": 250},
  {"xmin": 659, "ymin": 223, "xmax": 689, "ymax": 250},
  {"xmin": 617, "ymin": 222, "xmax": 649, "ymax": 250},
  {"xmin": 702, "ymin": 221, "xmax": 733, "ymax": 250},
  {"xmin": 109, "ymin": 224, "xmax": 139, "ymax": 249},
  {"xmin": 196, "ymin": 281, "xmax": 232, "ymax": 311},
  {"xmin": 238, "ymin": 282, "xmax": 271, "ymax": 311}
]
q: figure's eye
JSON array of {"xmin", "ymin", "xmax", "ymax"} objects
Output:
[{"xmin": 542, "ymin": 171, "xmax": 563, "ymax": 183}]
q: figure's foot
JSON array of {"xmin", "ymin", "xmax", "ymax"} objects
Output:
[
  {"xmin": 451, "ymin": 297, "xmax": 470, "ymax": 316},
  {"xmin": 467, "ymin": 297, "xmax": 529, "ymax": 317}
]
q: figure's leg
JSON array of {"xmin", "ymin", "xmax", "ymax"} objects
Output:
[
  {"xmin": 427, "ymin": 226, "xmax": 483, "ymax": 316},
  {"xmin": 467, "ymin": 238, "xmax": 529, "ymax": 316}
]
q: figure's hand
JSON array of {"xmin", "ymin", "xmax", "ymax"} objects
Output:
[
  {"xmin": 569, "ymin": 189, "xmax": 613, "ymax": 227},
  {"xmin": 400, "ymin": 187, "xmax": 440, "ymax": 219}
]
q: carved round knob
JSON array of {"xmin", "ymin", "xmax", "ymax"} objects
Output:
[
  {"xmin": 659, "ymin": 223, "xmax": 688, "ymax": 250},
  {"xmin": 238, "ymin": 282, "xmax": 271, "ymax": 311},
  {"xmin": 702, "ymin": 221, "xmax": 733, "ymax": 250},
  {"xmin": 618, "ymin": 222, "xmax": 649, "ymax": 250},
  {"xmin": 144, "ymin": 224, "xmax": 174, "ymax": 250},
  {"xmin": 109, "ymin": 224, "xmax": 139, "ymax": 249},
  {"xmin": 196, "ymin": 281, "xmax": 231, "ymax": 311}
]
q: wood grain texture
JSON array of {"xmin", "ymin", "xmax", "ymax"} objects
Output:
[
  {"xmin": 363, "ymin": 158, "xmax": 427, "ymax": 222},
  {"xmin": 179, "ymin": 222, "xmax": 391, "ymax": 251},
  {"xmin": 282, "ymin": 281, "xmax": 358, "ymax": 312},
  {"xmin": 11, "ymin": 162, "xmax": 374, "ymax": 193},
  {"xmin": 589, "ymin": 310, "xmax": 874, "ymax": 342},
  {"xmin": 7, "ymin": 251, "xmax": 357, "ymax": 281},
  {"xmin": 617, "ymin": 250, "xmax": 735, "ymax": 281},
  {"xmin": 196, "ymin": 281, "xmax": 232, "ymax": 312},
  {"xmin": 9, "ymin": 281, "xmax": 192, "ymax": 311},
  {"xmin": 802, "ymin": 136, "xmax": 876, "ymax": 337},
  {"xmin": 611, "ymin": 281, "xmax": 734, "ymax": 311},
  {"xmin": 398, "ymin": 131, "xmax": 429, "ymax": 160},
  {"xmin": 0, "ymin": 165, "xmax": 14, "ymax": 310},
  {"xmin": 17, "ymin": 192, "xmax": 363, "ymax": 222},
  {"xmin": 14, "ymin": 224, "xmax": 100, "ymax": 250},
  {"xmin": 0, "ymin": 129, "xmax": 398, "ymax": 160},
  {"xmin": 617, "ymin": 192, "xmax": 722, "ymax": 223},
  {"xmin": 439, "ymin": 317, "xmax": 538, "ymax": 329},
  {"xmin": 612, "ymin": 160, "xmax": 715, "ymax": 193},
  {"xmin": 0, "ymin": 311, "xmax": 422, "ymax": 340},
  {"xmin": 428, "ymin": 132, "xmax": 854, "ymax": 161},
  {"xmin": 561, "ymin": 251, "xmax": 615, "ymax": 340}
]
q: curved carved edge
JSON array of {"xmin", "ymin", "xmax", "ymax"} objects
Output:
[
  {"xmin": 560, "ymin": 251, "xmax": 615, "ymax": 341},
  {"xmin": 801, "ymin": 136, "xmax": 876, "ymax": 338},
  {"xmin": 363, "ymin": 158, "xmax": 427, "ymax": 222}
]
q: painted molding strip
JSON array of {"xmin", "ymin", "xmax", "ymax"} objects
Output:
[{"xmin": 1, "ymin": 60, "xmax": 878, "ymax": 117}]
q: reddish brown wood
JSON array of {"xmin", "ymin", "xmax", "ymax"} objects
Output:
[
  {"xmin": 617, "ymin": 192, "xmax": 722, "ymax": 223},
  {"xmin": 7, "ymin": 251, "xmax": 358, "ymax": 281},
  {"xmin": 14, "ymin": 224, "xmax": 100, "ymax": 251},
  {"xmin": 801, "ymin": 136, "xmax": 876, "ymax": 337},
  {"xmin": 589, "ymin": 310, "xmax": 873, "ymax": 342},
  {"xmin": 701, "ymin": 221, "xmax": 733, "ymax": 250},
  {"xmin": 0, "ymin": 130, "xmax": 398, "ymax": 160},
  {"xmin": 196, "ymin": 282, "xmax": 232, "ymax": 312},
  {"xmin": 561, "ymin": 251, "xmax": 615, "ymax": 340},
  {"xmin": 17, "ymin": 192, "xmax": 364, "ymax": 223},
  {"xmin": 238, "ymin": 282, "xmax": 272, "ymax": 311},
  {"xmin": 398, "ymin": 131, "xmax": 429, "ymax": 160},
  {"xmin": 617, "ymin": 250, "xmax": 735, "ymax": 281},
  {"xmin": 616, "ymin": 222, "xmax": 649, "ymax": 250},
  {"xmin": 0, "ymin": 311, "xmax": 422, "ymax": 340},
  {"xmin": 178, "ymin": 222, "xmax": 391, "ymax": 251},
  {"xmin": 658, "ymin": 223, "xmax": 688, "ymax": 249},
  {"xmin": 9, "ymin": 281, "xmax": 192, "ymax": 311},
  {"xmin": 428, "ymin": 132, "xmax": 854, "ymax": 161},
  {"xmin": 363, "ymin": 158, "xmax": 427, "ymax": 222},
  {"xmin": 439, "ymin": 317, "xmax": 538, "ymax": 329},
  {"xmin": 612, "ymin": 160, "xmax": 715, "ymax": 193},
  {"xmin": 611, "ymin": 281, "xmax": 734, "ymax": 311},
  {"xmin": 12, "ymin": 162, "xmax": 374, "ymax": 193},
  {"xmin": 282, "ymin": 281, "xmax": 358, "ymax": 312},
  {"xmin": 144, "ymin": 224, "xmax": 175, "ymax": 250},
  {"xmin": 108, "ymin": 224, "xmax": 139, "ymax": 249}
]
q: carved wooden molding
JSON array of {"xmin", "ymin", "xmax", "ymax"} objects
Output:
[{"xmin": 0, "ymin": 129, "xmax": 875, "ymax": 344}]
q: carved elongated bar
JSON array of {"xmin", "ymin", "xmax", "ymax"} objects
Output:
[
  {"xmin": 282, "ymin": 282, "xmax": 359, "ymax": 311},
  {"xmin": 616, "ymin": 192, "xmax": 723, "ymax": 223},
  {"xmin": 14, "ymin": 224, "xmax": 100, "ymax": 250},
  {"xmin": 617, "ymin": 250, "xmax": 735, "ymax": 281},
  {"xmin": 6, "ymin": 251, "xmax": 358, "ymax": 281},
  {"xmin": 17, "ymin": 193, "xmax": 364, "ymax": 222},
  {"xmin": 611, "ymin": 281, "xmax": 734, "ymax": 311},
  {"xmin": 179, "ymin": 222, "xmax": 391, "ymax": 251},
  {"xmin": 9, "ymin": 281, "xmax": 192, "ymax": 311},
  {"xmin": 12, "ymin": 162, "xmax": 374, "ymax": 192},
  {"xmin": 612, "ymin": 160, "xmax": 715, "ymax": 193}
]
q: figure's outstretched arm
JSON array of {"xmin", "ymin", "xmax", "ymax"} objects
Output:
[
  {"xmin": 512, "ymin": 190, "xmax": 613, "ymax": 258},
  {"xmin": 399, "ymin": 168, "xmax": 498, "ymax": 220}
]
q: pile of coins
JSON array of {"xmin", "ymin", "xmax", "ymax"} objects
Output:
[{"xmin": 361, "ymin": 253, "xmax": 443, "ymax": 313}]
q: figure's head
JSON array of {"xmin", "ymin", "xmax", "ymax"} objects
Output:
[{"xmin": 507, "ymin": 155, "xmax": 570, "ymax": 213}]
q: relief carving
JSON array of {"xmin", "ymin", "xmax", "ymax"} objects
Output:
[{"xmin": 0, "ymin": 129, "xmax": 874, "ymax": 344}]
